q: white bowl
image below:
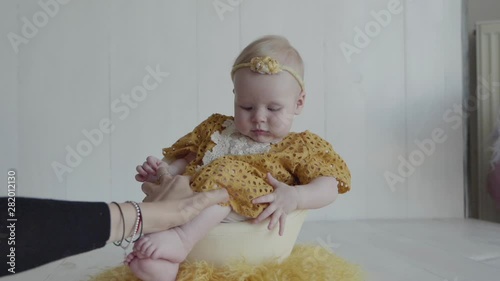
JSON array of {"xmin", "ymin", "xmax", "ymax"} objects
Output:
[{"xmin": 186, "ymin": 210, "xmax": 308, "ymax": 266}]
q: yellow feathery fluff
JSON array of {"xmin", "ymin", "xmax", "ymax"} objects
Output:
[{"xmin": 90, "ymin": 245, "xmax": 364, "ymax": 281}]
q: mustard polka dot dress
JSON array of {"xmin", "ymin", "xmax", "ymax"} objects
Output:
[{"xmin": 163, "ymin": 114, "xmax": 351, "ymax": 218}]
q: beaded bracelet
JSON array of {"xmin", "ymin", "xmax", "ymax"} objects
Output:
[
  {"xmin": 112, "ymin": 201, "xmax": 143, "ymax": 250},
  {"xmin": 122, "ymin": 201, "xmax": 143, "ymax": 248}
]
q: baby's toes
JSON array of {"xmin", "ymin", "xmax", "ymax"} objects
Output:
[
  {"xmin": 133, "ymin": 249, "xmax": 148, "ymax": 259},
  {"xmin": 141, "ymin": 241, "xmax": 157, "ymax": 258},
  {"xmin": 135, "ymin": 239, "xmax": 155, "ymax": 257},
  {"xmin": 124, "ymin": 252, "xmax": 136, "ymax": 265},
  {"xmin": 133, "ymin": 236, "xmax": 150, "ymax": 251}
]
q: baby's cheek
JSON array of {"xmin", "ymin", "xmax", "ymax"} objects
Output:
[
  {"xmin": 273, "ymin": 115, "xmax": 293, "ymax": 131},
  {"xmin": 234, "ymin": 120, "xmax": 251, "ymax": 138},
  {"xmin": 269, "ymin": 115, "xmax": 282, "ymax": 127}
]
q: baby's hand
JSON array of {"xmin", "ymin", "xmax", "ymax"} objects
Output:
[
  {"xmin": 252, "ymin": 173, "xmax": 299, "ymax": 236},
  {"xmin": 135, "ymin": 156, "xmax": 164, "ymax": 183}
]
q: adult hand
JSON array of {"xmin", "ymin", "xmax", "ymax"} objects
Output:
[
  {"xmin": 140, "ymin": 166, "xmax": 229, "ymax": 231},
  {"xmin": 252, "ymin": 173, "xmax": 299, "ymax": 236}
]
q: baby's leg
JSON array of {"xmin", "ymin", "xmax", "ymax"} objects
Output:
[
  {"xmin": 134, "ymin": 204, "xmax": 230, "ymax": 261},
  {"xmin": 126, "ymin": 204, "xmax": 231, "ymax": 281}
]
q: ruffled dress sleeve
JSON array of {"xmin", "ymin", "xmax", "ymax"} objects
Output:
[
  {"xmin": 294, "ymin": 131, "xmax": 351, "ymax": 194},
  {"xmin": 162, "ymin": 113, "xmax": 228, "ymax": 162}
]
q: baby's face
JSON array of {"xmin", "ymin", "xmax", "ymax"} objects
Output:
[{"xmin": 233, "ymin": 68, "xmax": 305, "ymax": 143}]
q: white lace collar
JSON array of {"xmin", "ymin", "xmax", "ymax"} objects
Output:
[{"xmin": 201, "ymin": 119, "xmax": 272, "ymax": 167}]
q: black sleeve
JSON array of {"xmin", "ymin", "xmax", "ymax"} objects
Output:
[{"xmin": 0, "ymin": 197, "xmax": 110, "ymax": 276}]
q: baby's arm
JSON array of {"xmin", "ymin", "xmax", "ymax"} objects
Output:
[
  {"xmin": 136, "ymin": 153, "xmax": 196, "ymax": 182},
  {"xmin": 165, "ymin": 152, "xmax": 196, "ymax": 176},
  {"xmin": 295, "ymin": 176, "xmax": 338, "ymax": 210}
]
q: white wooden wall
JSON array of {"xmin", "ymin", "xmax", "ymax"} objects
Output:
[{"xmin": 0, "ymin": 0, "xmax": 465, "ymax": 220}]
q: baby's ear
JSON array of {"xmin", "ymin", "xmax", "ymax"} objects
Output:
[{"xmin": 294, "ymin": 91, "xmax": 306, "ymax": 115}]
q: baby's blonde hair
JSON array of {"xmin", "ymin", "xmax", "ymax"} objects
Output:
[{"xmin": 232, "ymin": 35, "xmax": 304, "ymax": 80}]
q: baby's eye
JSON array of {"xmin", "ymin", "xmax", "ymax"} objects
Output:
[
  {"xmin": 240, "ymin": 106, "xmax": 252, "ymax": 111},
  {"xmin": 268, "ymin": 107, "xmax": 282, "ymax": 112}
]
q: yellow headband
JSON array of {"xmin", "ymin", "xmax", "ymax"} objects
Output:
[{"xmin": 231, "ymin": 56, "xmax": 305, "ymax": 91}]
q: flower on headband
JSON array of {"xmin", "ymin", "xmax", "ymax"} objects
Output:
[
  {"xmin": 249, "ymin": 57, "xmax": 282, "ymax": 75},
  {"xmin": 231, "ymin": 56, "xmax": 305, "ymax": 90}
]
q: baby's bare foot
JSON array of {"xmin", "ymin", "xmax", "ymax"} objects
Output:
[
  {"xmin": 129, "ymin": 257, "xmax": 179, "ymax": 281},
  {"xmin": 124, "ymin": 252, "xmax": 136, "ymax": 265},
  {"xmin": 133, "ymin": 227, "xmax": 191, "ymax": 263}
]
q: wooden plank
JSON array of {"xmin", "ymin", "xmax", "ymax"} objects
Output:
[
  {"xmin": 108, "ymin": 0, "xmax": 198, "ymax": 202},
  {"xmin": 359, "ymin": 219, "xmax": 500, "ymax": 280},
  {"xmin": 15, "ymin": 0, "xmax": 110, "ymax": 201},
  {"xmin": 405, "ymin": 0, "xmax": 464, "ymax": 218},
  {"xmin": 11, "ymin": 219, "xmax": 500, "ymax": 280},
  {"xmin": 299, "ymin": 221, "xmax": 446, "ymax": 281},
  {"xmin": 484, "ymin": 258, "xmax": 500, "ymax": 268},
  {"xmin": 0, "ymin": 0, "xmax": 19, "ymax": 197},
  {"xmin": 365, "ymin": 218, "xmax": 500, "ymax": 265},
  {"xmin": 59, "ymin": 0, "xmax": 112, "ymax": 202},
  {"xmin": 324, "ymin": 0, "xmax": 408, "ymax": 219},
  {"xmin": 196, "ymin": 0, "xmax": 240, "ymax": 119}
]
